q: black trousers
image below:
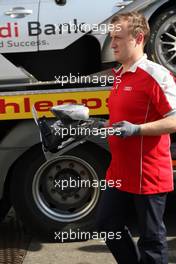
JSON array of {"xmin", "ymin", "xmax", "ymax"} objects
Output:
[{"xmin": 95, "ymin": 186, "xmax": 168, "ymax": 264}]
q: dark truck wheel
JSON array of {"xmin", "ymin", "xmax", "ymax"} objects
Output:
[
  {"xmin": 10, "ymin": 145, "xmax": 108, "ymax": 238},
  {"xmin": 146, "ymin": 8, "xmax": 176, "ymax": 75}
]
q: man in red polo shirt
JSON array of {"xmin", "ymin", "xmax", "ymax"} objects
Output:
[{"xmin": 96, "ymin": 12, "xmax": 176, "ymax": 264}]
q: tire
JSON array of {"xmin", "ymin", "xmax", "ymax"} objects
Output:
[
  {"xmin": 146, "ymin": 8, "xmax": 176, "ymax": 75},
  {"xmin": 10, "ymin": 144, "xmax": 107, "ymax": 239}
]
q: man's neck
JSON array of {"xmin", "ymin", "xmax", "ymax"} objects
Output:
[{"xmin": 121, "ymin": 53, "xmax": 144, "ymax": 74}]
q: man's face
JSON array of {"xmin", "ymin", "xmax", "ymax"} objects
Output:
[{"xmin": 110, "ymin": 20, "xmax": 142, "ymax": 63}]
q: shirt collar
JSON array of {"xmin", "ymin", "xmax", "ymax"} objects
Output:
[{"xmin": 113, "ymin": 53, "xmax": 147, "ymax": 76}]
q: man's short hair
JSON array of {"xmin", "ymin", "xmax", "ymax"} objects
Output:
[{"xmin": 110, "ymin": 11, "xmax": 150, "ymax": 46}]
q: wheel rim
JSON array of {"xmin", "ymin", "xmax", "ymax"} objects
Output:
[
  {"xmin": 32, "ymin": 155, "xmax": 100, "ymax": 222},
  {"xmin": 155, "ymin": 13, "xmax": 176, "ymax": 74}
]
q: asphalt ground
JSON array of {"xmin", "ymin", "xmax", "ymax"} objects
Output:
[
  {"xmin": 0, "ymin": 198, "xmax": 175, "ymax": 264},
  {"xmin": 23, "ymin": 209, "xmax": 176, "ymax": 264},
  {"xmin": 23, "ymin": 237, "xmax": 176, "ymax": 264}
]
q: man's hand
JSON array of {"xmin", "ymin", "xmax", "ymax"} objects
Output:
[
  {"xmin": 96, "ymin": 119, "xmax": 109, "ymax": 129},
  {"xmin": 112, "ymin": 121, "xmax": 141, "ymax": 138}
]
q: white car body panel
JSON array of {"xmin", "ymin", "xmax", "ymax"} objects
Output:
[
  {"xmin": 0, "ymin": 54, "xmax": 29, "ymax": 83},
  {"xmin": 39, "ymin": 0, "xmax": 122, "ymax": 50},
  {"xmin": 0, "ymin": 0, "xmax": 174, "ymax": 82},
  {"xmin": 0, "ymin": 0, "xmax": 39, "ymax": 53}
]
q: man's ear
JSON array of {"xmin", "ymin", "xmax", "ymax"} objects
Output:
[{"xmin": 136, "ymin": 32, "xmax": 144, "ymax": 45}]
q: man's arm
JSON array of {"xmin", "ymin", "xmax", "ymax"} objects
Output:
[
  {"xmin": 140, "ymin": 115, "xmax": 176, "ymax": 136},
  {"xmin": 112, "ymin": 113, "xmax": 176, "ymax": 138}
]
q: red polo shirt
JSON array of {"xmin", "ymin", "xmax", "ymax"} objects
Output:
[{"xmin": 106, "ymin": 54, "xmax": 176, "ymax": 194}]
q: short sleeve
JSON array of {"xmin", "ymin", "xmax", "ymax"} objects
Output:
[{"xmin": 150, "ymin": 72, "xmax": 176, "ymax": 117}]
